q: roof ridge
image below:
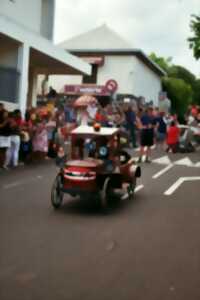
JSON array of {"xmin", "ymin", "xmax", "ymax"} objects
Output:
[{"xmin": 58, "ymin": 24, "xmax": 133, "ymax": 49}]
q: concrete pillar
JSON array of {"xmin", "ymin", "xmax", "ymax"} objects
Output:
[
  {"xmin": 17, "ymin": 43, "xmax": 30, "ymax": 116},
  {"xmin": 28, "ymin": 68, "xmax": 38, "ymax": 108}
]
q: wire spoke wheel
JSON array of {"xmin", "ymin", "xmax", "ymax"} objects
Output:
[
  {"xmin": 101, "ymin": 177, "xmax": 113, "ymax": 209},
  {"xmin": 51, "ymin": 175, "xmax": 64, "ymax": 209}
]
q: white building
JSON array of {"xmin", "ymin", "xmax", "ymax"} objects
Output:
[
  {"xmin": 0, "ymin": 0, "xmax": 91, "ymax": 114},
  {"xmin": 49, "ymin": 25, "xmax": 166, "ymax": 106}
]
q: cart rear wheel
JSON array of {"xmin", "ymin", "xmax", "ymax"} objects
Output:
[
  {"xmin": 51, "ymin": 175, "xmax": 64, "ymax": 209},
  {"xmin": 101, "ymin": 177, "xmax": 113, "ymax": 209},
  {"xmin": 127, "ymin": 177, "xmax": 136, "ymax": 200}
]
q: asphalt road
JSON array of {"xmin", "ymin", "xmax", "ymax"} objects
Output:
[{"xmin": 0, "ymin": 149, "xmax": 200, "ymax": 300}]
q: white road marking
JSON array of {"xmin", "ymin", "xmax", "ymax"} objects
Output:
[
  {"xmin": 3, "ymin": 181, "xmax": 24, "ymax": 189},
  {"xmin": 194, "ymin": 162, "xmax": 200, "ymax": 167},
  {"xmin": 174, "ymin": 157, "xmax": 194, "ymax": 167},
  {"xmin": 164, "ymin": 177, "xmax": 200, "ymax": 196},
  {"xmin": 2, "ymin": 175, "xmax": 43, "ymax": 190},
  {"xmin": 121, "ymin": 184, "xmax": 144, "ymax": 200},
  {"xmin": 152, "ymin": 164, "xmax": 174, "ymax": 179},
  {"xmin": 152, "ymin": 156, "xmax": 172, "ymax": 165},
  {"xmin": 135, "ymin": 184, "xmax": 144, "ymax": 193}
]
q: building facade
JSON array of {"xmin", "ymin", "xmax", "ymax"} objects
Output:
[
  {"xmin": 47, "ymin": 25, "xmax": 166, "ymax": 106},
  {"xmin": 0, "ymin": 0, "xmax": 91, "ymax": 113}
]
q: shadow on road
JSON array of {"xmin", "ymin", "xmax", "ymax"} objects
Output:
[{"xmin": 51, "ymin": 193, "xmax": 143, "ymax": 218}]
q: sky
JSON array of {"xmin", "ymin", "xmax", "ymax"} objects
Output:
[{"xmin": 54, "ymin": 0, "xmax": 200, "ymax": 78}]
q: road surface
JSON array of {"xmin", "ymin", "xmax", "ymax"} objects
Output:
[{"xmin": 0, "ymin": 150, "xmax": 200, "ymax": 300}]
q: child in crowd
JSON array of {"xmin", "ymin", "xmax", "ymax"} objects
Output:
[{"xmin": 166, "ymin": 121, "xmax": 180, "ymax": 153}]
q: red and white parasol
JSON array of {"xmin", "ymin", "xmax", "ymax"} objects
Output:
[{"xmin": 73, "ymin": 95, "xmax": 97, "ymax": 108}]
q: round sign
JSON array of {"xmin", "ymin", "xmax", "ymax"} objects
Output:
[{"xmin": 105, "ymin": 79, "xmax": 118, "ymax": 93}]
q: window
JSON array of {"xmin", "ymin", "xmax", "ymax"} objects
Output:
[
  {"xmin": 82, "ymin": 65, "xmax": 98, "ymax": 84},
  {"xmin": 0, "ymin": 67, "xmax": 20, "ymax": 103}
]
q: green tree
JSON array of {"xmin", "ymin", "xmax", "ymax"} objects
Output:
[
  {"xmin": 149, "ymin": 52, "xmax": 172, "ymax": 73},
  {"xmin": 193, "ymin": 79, "xmax": 200, "ymax": 104},
  {"xmin": 168, "ymin": 65, "xmax": 196, "ymax": 88},
  {"xmin": 162, "ymin": 78, "xmax": 193, "ymax": 119},
  {"xmin": 188, "ymin": 14, "xmax": 200, "ymax": 60}
]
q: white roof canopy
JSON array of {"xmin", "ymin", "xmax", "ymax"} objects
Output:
[
  {"xmin": 0, "ymin": 14, "xmax": 91, "ymax": 75},
  {"xmin": 71, "ymin": 125, "xmax": 119, "ymax": 137}
]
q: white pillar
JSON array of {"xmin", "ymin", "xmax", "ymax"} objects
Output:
[
  {"xmin": 28, "ymin": 69, "xmax": 38, "ymax": 108},
  {"xmin": 17, "ymin": 43, "xmax": 30, "ymax": 116}
]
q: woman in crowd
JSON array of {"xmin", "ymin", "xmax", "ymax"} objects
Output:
[
  {"xmin": 4, "ymin": 111, "xmax": 21, "ymax": 168},
  {"xmin": 32, "ymin": 119, "xmax": 48, "ymax": 161}
]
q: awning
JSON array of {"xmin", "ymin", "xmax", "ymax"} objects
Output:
[
  {"xmin": 81, "ymin": 56, "xmax": 104, "ymax": 66},
  {"xmin": 29, "ymin": 48, "xmax": 84, "ymax": 75}
]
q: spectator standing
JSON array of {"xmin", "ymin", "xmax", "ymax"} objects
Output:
[
  {"xmin": 155, "ymin": 112, "xmax": 167, "ymax": 150},
  {"xmin": 32, "ymin": 121, "xmax": 48, "ymax": 161},
  {"xmin": 47, "ymin": 86, "xmax": 57, "ymax": 101},
  {"xmin": 125, "ymin": 105, "xmax": 137, "ymax": 148},
  {"xmin": 138, "ymin": 107, "xmax": 156, "ymax": 163},
  {"xmin": 4, "ymin": 112, "xmax": 21, "ymax": 168},
  {"xmin": 166, "ymin": 121, "xmax": 180, "ymax": 153}
]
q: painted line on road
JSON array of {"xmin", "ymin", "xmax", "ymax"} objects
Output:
[
  {"xmin": 135, "ymin": 184, "xmax": 144, "ymax": 193},
  {"xmin": 164, "ymin": 177, "xmax": 200, "ymax": 196},
  {"xmin": 121, "ymin": 184, "xmax": 144, "ymax": 200},
  {"xmin": 3, "ymin": 181, "xmax": 24, "ymax": 189},
  {"xmin": 2, "ymin": 175, "xmax": 43, "ymax": 190},
  {"xmin": 152, "ymin": 164, "xmax": 174, "ymax": 179}
]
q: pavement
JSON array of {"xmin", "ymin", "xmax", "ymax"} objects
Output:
[{"xmin": 0, "ymin": 149, "xmax": 200, "ymax": 300}]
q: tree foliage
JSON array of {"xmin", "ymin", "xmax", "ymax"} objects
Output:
[
  {"xmin": 193, "ymin": 79, "xmax": 200, "ymax": 104},
  {"xmin": 149, "ymin": 52, "xmax": 200, "ymax": 117},
  {"xmin": 162, "ymin": 78, "xmax": 193, "ymax": 119},
  {"xmin": 168, "ymin": 65, "xmax": 196, "ymax": 89},
  {"xmin": 188, "ymin": 14, "xmax": 200, "ymax": 60},
  {"xmin": 149, "ymin": 52, "xmax": 172, "ymax": 73}
]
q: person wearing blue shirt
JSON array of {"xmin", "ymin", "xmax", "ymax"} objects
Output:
[
  {"xmin": 138, "ymin": 107, "xmax": 156, "ymax": 163},
  {"xmin": 155, "ymin": 112, "xmax": 167, "ymax": 150},
  {"xmin": 125, "ymin": 106, "xmax": 137, "ymax": 148}
]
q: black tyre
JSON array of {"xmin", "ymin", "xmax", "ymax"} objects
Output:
[
  {"xmin": 100, "ymin": 177, "xmax": 113, "ymax": 209},
  {"xmin": 51, "ymin": 175, "xmax": 64, "ymax": 209}
]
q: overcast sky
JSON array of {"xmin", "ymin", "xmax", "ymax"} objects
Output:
[{"xmin": 54, "ymin": 0, "xmax": 200, "ymax": 78}]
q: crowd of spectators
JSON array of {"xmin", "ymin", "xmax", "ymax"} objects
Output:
[{"xmin": 0, "ymin": 99, "xmax": 200, "ymax": 171}]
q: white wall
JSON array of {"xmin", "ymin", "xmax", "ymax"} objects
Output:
[
  {"xmin": 37, "ymin": 74, "xmax": 83, "ymax": 94},
  {"xmin": 132, "ymin": 57, "xmax": 162, "ymax": 106},
  {"xmin": 40, "ymin": 0, "xmax": 54, "ymax": 40},
  {"xmin": 97, "ymin": 55, "xmax": 162, "ymax": 105},
  {"xmin": 97, "ymin": 56, "xmax": 135, "ymax": 94},
  {"xmin": 0, "ymin": 0, "xmax": 42, "ymax": 34},
  {"xmin": 47, "ymin": 55, "xmax": 162, "ymax": 106},
  {"xmin": 0, "ymin": 100, "xmax": 18, "ymax": 111}
]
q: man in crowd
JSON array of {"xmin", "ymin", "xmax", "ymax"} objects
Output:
[
  {"xmin": 124, "ymin": 105, "xmax": 137, "ymax": 148},
  {"xmin": 138, "ymin": 107, "xmax": 156, "ymax": 163}
]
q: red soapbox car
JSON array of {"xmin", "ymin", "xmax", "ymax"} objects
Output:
[{"xmin": 51, "ymin": 125, "xmax": 141, "ymax": 209}]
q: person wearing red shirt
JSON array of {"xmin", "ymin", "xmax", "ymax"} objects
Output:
[{"xmin": 166, "ymin": 121, "xmax": 180, "ymax": 153}]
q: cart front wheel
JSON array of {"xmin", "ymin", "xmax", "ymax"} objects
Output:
[
  {"xmin": 101, "ymin": 177, "xmax": 113, "ymax": 209},
  {"xmin": 51, "ymin": 175, "xmax": 64, "ymax": 209}
]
